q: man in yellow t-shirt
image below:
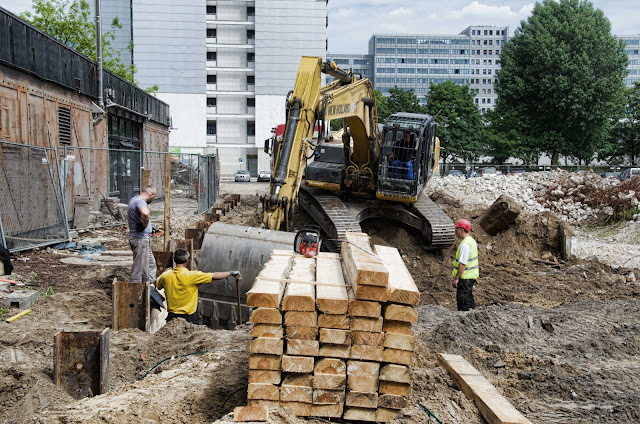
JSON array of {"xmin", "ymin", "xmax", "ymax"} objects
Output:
[{"xmin": 156, "ymin": 249, "xmax": 241, "ymax": 324}]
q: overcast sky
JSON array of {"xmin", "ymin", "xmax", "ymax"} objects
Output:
[{"xmin": 1, "ymin": 0, "xmax": 637, "ymax": 54}]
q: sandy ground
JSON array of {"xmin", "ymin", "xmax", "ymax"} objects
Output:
[{"xmin": 1, "ymin": 182, "xmax": 639, "ymax": 423}]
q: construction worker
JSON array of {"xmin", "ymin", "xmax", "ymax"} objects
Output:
[
  {"xmin": 451, "ymin": 219, "xmax": 478, "ymax": 311},
  {"xmin": 128, "ymin": 185, "xmax": 157, "ymax": 283},
  {"xmin": 155, "ymin": 249, "xmax": 241, "ymax": 324}
]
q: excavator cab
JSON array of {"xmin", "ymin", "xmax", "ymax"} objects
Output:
[{"xmin": 376, "ymin": 113, "xmax": 438, "ymax": 202}]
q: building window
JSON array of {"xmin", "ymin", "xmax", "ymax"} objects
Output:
[
  {"xmin": 247, "ymin": 6, "xmax": 255, "ymax": 16},
  {"xmin": 475, "ymin": 98, "xmax": 478, "ymax": 104},
  {"xmin": 489, "ymin": 30, "xmax": 493, "ymax": 35},
  {"xmin": 207, "ymin": 29, "xmax": 216, "ymax": 38},
  {"xmin": 58, "ymin": 106, "xmax": 71, "ymax": 145},
  {"xmin": 484, "ymin": 30, "xmax": 488, "ymax": 35},
  {"xmin": 487, "ymin": 98, "xmax": 491, "ymax": 104},
  {"xmin": 489, "ymin": 50, "xmax": 493, "ymax": 55},
  {"xmin": 207, "ymin": 51, "xmax": 216, "ymax": 61},
  {"xmin": 206, "ymin": 5, "xmax": 216, "ymax": 15},
  {"xmin": 247, "ymin": 121, "xmax": 255, "ymax": 136},
  {"xmin": 247, "ymin": 75, "xmax": 255, "ymax": 85},
  {"xmin": 207, "ymin": 74, "xmax": 217, "ymax": 84},
  {"xmin": 247, "ymin": 30, "xmax": 255, "ymax": 40},
  {"xmin": 484, "ymin": 40, "xmax": 488, "ymax": 45},
  {"xmin": 207, "ymin": 121, "xmax": 217, "ymax": 135},
  {"xmin": 247, "ymin": 98, "xmax": 255, "ymax": 107},
  {"xmin": 472, "ymin": 30, "xmax": 476, "ymax": 35},
  {"xmin": 207, "ymin": 97, "xmax": 216, "ymax": 107},
  {"xmin": 247, "ymin": 52, "xmax": 255, "ymax": 63}
]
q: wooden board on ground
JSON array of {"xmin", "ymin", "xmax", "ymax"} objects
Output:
[
  {"xmin": 345, "ymin": 391, "xmax": 378, "ymax": 408},
  {"xmin": 249, "ymin": 369, "xmax": 281, "ymax": 385},
  {"xmin": 383, "ymin": 333, "xmax": 415, "ymax": 352},
  {"xmin": 286, "ymin": 339, "xmax": 319, "ymax": 357},
  {"xmin": 315, "ymin": 253, "xmax": 349, "ymax": 314},
  {"xmin": 378, "ymin": 393, "xmax": 408, "ymax": 409},
  {"xmin": 285, "ymin": 326, "xmax": 318, "ymax": 340},
  {"xmin": 250, "ymin": 308, "xmax": 282, "ymax": 325},
  {"xmin": 247, "ymin": 383, "xmax": 279, "ymax": 401},
  {"xmin": 383, "ymin": 303, "xmax": 418, "ymax": 323},
  {"xmin": 318, "ymin": 344, "xmax": 350, "ymax": 359},
  {"xmin": 249, "ymin": 354, "xmax": 281, "ymax": 370},
  {"xmin": 351, "ymin": 316, "xmax": 383, "ymax": 332},
  {"xmin": 281, "ymin": 355, "xmax": 314, "ymax": 373},
  {"xmin": 314, "ymin": 358, "xmax": 346, "ymax": 375},
  {"xmin": 282, "ymin": 257, "xmax": 316, "ymax": 312},
  {"xmin": 382, "ymin": 348, "xmax": 414, "ymax": 366},
  {"xmin": 284, "ymin": 311, "xmax": 317, "ymax": 327},
  {"xmin": 352, "ymin": 330, "xmax": 383, "ymax": 346},
  {"xmin": 373, "ymin": 245, "xmax": 420, "ymax": 305},
  {"xmin": 383, "ymin": 320, "xmax": 413, "ymax": 335},
  {"xmin": 438, "ymin": 353, "xmax": 534, "ymax": 424},
  {"xmin": 318, "ymin": 314, "xmax": 350, "ymax": 329},
  {"xmin": 342, "ymin": 232, "xmax": 389, "ymax": 287},
  {"xmin": 112, "ymin": 281, "xmax": 150, "ymax": 332},
  {"xmin": 379, "ymin": 364, "xmax": 411, "ymax": 383},
  {"xmin": 343, "ymin": 407, "xmax": 377, "ymax": 422},
  {"xmin": 251, "ymin": 324, "xmax": 283, "ymax": 338},
  {"xmin": 246, "ymin": 255, "xmax": 292, "ymax": 308},
  {"xmin": 233, "ymin": 405, "xmax": 268, "ymax": 422},
  {"xmin": 250, "ymin": 337, "xmax": 283, "ymax": 355},
  {"xmin": 319, "ymin": 328, "xmax": 351, "ymax": 345},
  {"xmin": 312, "ymin": 389, "xmax": 345, "ymax": 405}
]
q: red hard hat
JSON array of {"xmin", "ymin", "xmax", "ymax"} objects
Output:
[{"xmin": 455, "ymin": 219, "xmax": 471, "ymax": 232}]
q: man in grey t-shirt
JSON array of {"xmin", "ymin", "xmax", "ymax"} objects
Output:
[{"xmin": 128, "ymin": 185, "xmax": 157, "ymax": 283}]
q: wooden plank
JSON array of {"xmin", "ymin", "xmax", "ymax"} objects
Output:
[
  {"xmin": 376, "ymin": 407, "xmax": 400, "ymax": 423},
  {"xmin": 342, "ymin": 232, "xmax": 389, "ymax": 287},
  {"xmin": 311, "ymin": 403, "xmax": 343, "ymax": 418},
  {"xmin": 314, "ymin": 358, "xmax": 346, "ymax": 375},
  {"xmin": 350, "ymin": 345, "xmax": 383, "ymax": 362},
  {"xmin": 373, "ymin": 245, "xmax": 420, "ymax": 305},
  {"xmin": 315, "ymin": 253, "xmax": 349, "ymax": 314},
  {"xmin": 313, "ymin": 373, "xmax": 346, "ymax": 390},
  {"xmin": 318, "ymin": 344, "xmax": 350, "ymax": 359},
  {"xmin": 280, "ymin": 385, "xmax": 312, "ymax": 403},
  {"xmin": 233, "ymin": 405, "xmax": 268, "ymax": 422},
  {"xmin": 343, "ymin": 407, "xmax": 377, "ymax": 422},
  {"xmin": 246, "ymin": 255, "xmax": 292, "ymax": 308},
  {"xmin": 350, "ymin": 277, "xmax": 389, "ymax": 302},
  {"xmin": 383, "ymin": 304, "xmax": 418, "ymax": 323},
  {"xmin": 249, "ymin": 370, "xmax": 281, "ymax": 385},
  {"xmin": 282, "ymin": 373, "xmax": 313, "ymax": 386},
  {"xmin": 378, "ymin": 394, "xmax": 409, "ymax": 409},
  {"xmin": 378, "ymin": 381, "xmax": 411, "ymax": 397},
  {"xmin": 352, "ymin": 331, "xmax": 383, "ymax": 346},
  {"xmin": 379, "ymin": 364, "xmax": 411, "ymax": 383},
  {"xmin": 281, "ymin": 355, "xmax": 314, "ymax": 373},
  {"xmin": 247, "ymin": 399, "xmax": 279, "ymax": 409},
  {"xmin": 347, "ymin": 360, "xmax": 380, "ymax": 393},
  {"xmin": 279, "ymin": 402, "xmax": 312, "ymax": 417},
  {"xmin": 286, "ymin": 339, "xmax": 319, "ymax": 357},
  {"xmin": 317, "ymin": 314, "xmax": 350, "ymax": 329},
  {"xmin": 319, "ymin": 328, "xmax": 351, "ymax": 345},
  {"xmin": 350, "ymin": 316, "xmax": 383, "ymax": 332},
  {"xmin": 345, "ymin": 390, "xmax": 378, "ymax": 408},
  {"xmin": 112, "ymin": 281, "xmax": 149, "ymax": 331},
  {"xmin": 250, "ymin": 308, "xmax": 282, "ymax": 325},
  {"xmin": 383, "ymin": 333, "xmax": 415, "ymax": 352},
  {"xmin": 249, "ymin": 354, "xmax": 281, "ymax": 370},
  {"xmin": 348, "ymin": 297, "xmax": 381, "ymax": 318},
  {"xmin": 382, "ymin": 348, "xmax": 414, "ymax": 366},
  {"xmin": 438, "ymin": 353, "xmax": 534, "ymax": 424},
  {"xmin": 251, "ymin": 324, "xmax": 283, "ymax": 338},
  {"xmin": 313, "ymin": 389, "xmax": 345, "ymax": 405},
  {"xmin": 250, "ymin": 338, "xmax": 283, "ymax": 355},
  {"xmin": 282, "ymin": 257, "xmax": 316, "ymax": 312},
  {"xmin": 285, "ymin": 326, "xmax": 318, "ymax": 341},
  {"xmin": 383, "ymin": 320, "xmax": 414, "ymax": 335},
  {"xmin": 284, "ymin": 311, "xmax": 317, "ymax": 327},
  {"xmin": 247, "ymin": 383, "xmax": 279, "ymax": 401},
  {"xmin": 163, "ymin": 150, "xmax": 171, "ymax": 251}
]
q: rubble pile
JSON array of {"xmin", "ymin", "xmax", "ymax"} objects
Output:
[{"xmin": 428, "ymin": 170, "xmax": 634, "ymax": 226}]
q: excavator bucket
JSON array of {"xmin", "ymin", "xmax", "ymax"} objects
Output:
[{"xmin": 197, "ymin": 222, "xmax": 296, "ymax": 328}]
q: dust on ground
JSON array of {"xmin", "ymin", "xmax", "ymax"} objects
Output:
[{"xmin": 1, "ymin": 185, "xmax": 640, "ymax": 423}]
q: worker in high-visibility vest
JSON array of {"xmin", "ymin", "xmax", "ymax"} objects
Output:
[{"xmin": 451, "ymin": 219, "xmax": 478, "ymax": 311}]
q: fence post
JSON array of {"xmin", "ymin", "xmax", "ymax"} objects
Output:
[{"xmin": 164, "ymin": 152, "xmax": 171, "ymax": 251}]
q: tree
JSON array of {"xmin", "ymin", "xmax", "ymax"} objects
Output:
[
  {"xmin": 600, "ymin": 82, "xmax": 640, "ymax": 164},
  {"xmin": 385, "ymin": 87, "xmax": 425, "ymax": 117},
  {"xmin": 495, "ymin": 0, "xmax": 628, "ymax": 165},
  {"xmin": 484, "ymin": 110, "xmax": 541, "ymax": 164},
  {"xmin": 374, "ymin": 89, "xmax": 391, "ymax": 122},
  {"xmin": 21, "ymin": 0, "xmax": 138, "ymax": 83},
  {"xmin": 424, "ymin": 81, "xmax": 483, "ymax": 163}
]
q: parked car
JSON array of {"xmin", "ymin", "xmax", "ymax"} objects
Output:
[
  {"xmin": 234, "ymin": 170, "xmax": 251, "ymax": 182},
  {"xmin": 601, "ymin": 171, "xmax": 619, "ymax": 179},
  {"xmin": 257, "ymin": 170, "xmax": 271, "ymax": 182},
  {"xmin": 619, "ymin": 168, "xmax": 640, "ymax": 181},
  {"xmin": 445, "ymin": 169, "xmax": 465, "ymax": 178},
  {"xmin": 479, "ymin": 167, "xmax": 497, "ymax": 177},
  {"xmin": 510, "ymin": 169, "xmax": 526, "ymax": 175}
]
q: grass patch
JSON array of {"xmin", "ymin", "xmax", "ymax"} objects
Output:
[
  {"xmin": 0, "ymin": 307, "xmax": 9, "ymax": 320},
  {"xmin": 41, "ymin": 286, "xmax": 54, "ymax": 297}
]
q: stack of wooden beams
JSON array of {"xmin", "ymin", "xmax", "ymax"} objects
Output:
[{"xmin": 234, "ymin": 232, "xmax": 419, "ymax": 422}]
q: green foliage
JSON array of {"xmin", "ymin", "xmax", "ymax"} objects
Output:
[
  {"xmin": 41, "ymin": 286, "xmax": 54, "ymax": 297},
  {"xmin": 385, "ymin": 87, "xmax": 425, "ymax": 116},
  {"xmin": 425, "ymin": 81, "xmax": 483, "ymax": 163},
  {"xmin": 495, "ymin": 0, "xmax": 628, "ymax": 165},
  {"xmin": 21, "ymin": 0, "xmax": 137, "ymax": 83},
  {"xmin": 600, "ymin": 82, "xmax": 640, "ymax": 164},
  {"xmin": 616, "ymin": 207, "xmax": 640, "ymax": 222},
  {"xmin": 330, "ymin": 120, "xmax": 342, "ymax": 131},
  {"xmin": 0, "ymin": 307, "xmax": 9, "ymax": 320},
  {"xmin": 374, "ymin": 89, "xmax": 391, "ymax": 122}
]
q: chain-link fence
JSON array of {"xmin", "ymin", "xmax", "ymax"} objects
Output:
[
  {"xmin": 440, "ymin": 163, "xmax": 626, "ymax": 178},
  {"xmin": 0, "ymin": 141, "xmax": 69, "ymax": 251},
  {"xmin": 170, "ymin": 153, "xmax": 219, "ymax": 214}
]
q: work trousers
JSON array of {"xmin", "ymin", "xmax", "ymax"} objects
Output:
[
  {"xmin": 129, "ymin": 237, "xmax": 157, "ymax": 283},
  {"xmin": 166, "ymin": 311, "xmax": 199, "ymax": 325},
  {"xmin": 456, "ymin": 278, "xmax": 476, "ymax": 311}
]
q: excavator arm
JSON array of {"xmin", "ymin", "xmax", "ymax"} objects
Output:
[{"xmin": 262, "ymin": 57, "xmax": 380, "ymax": 230}]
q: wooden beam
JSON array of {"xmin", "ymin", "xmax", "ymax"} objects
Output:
[
  {"xmin": 315, "ymin": 254, "xmax": 349, "ymax": 314},
  {"xmin": 286, "ymin": 339, "xmax": 319, "ymax": 356},
  {"xmin": 383, "ymin": 304, "xmax": 418, "ymax": 323},
  {"xmin": 247, "ymin": 383, "xmax": 279, "ymax": 401},
  {"xmin": 342, "ymin": 232, "xmax": 389, "ymax": 287},
  {"xmin": 376, "ymin": 407, "xmax": 400, "ymax": 423},
  {"xmin": 163, "ymin": 151, "xmax": 171, "ymax": 251},
  {"xmin": 313, "ymin": 389, "xmax": 345, "ymax": 405},
  {"xmin": 250, "ymin": 338, "xmax": 283, "ymax": 355},
  {"xmin": 251, "ymin": 324, "xmax": 283, "ymax": 338},
  {"xmin": 319, "ymin": 328, "xmax": 351, "ymax": 345},
  {"xmin": 438, "ymin": 353, "xmax": 534, "ymax": 424},
  {"xmin": 350, "ymin": 345, "xmax": 383, "ymax": 362},
  {"xmin": 280, "ymin": 385, "xmax": 312, "ymax": 403},
  {"xmin": 313, "ymin": 373, "xmax": 347, "ymax": 390},
  {"xmin": 285, "ymin": 325, "xmax": 318, "ymax": 341},
  {"xmin": 373, "ymin": 245, "xmax": 420, "ymax": 305},
  {"xmin": 379, "ymin": 364, "xmax": 411, "ymax": 384},
  {"xmin": 343, "ymin": 407, "xmax": 377, "ymax": 422},
  {"xmin": 382, "ymin": 348, "xmax": 414, "ymax": 367},
  {"xmin": 348, "ymin": 297, "xmax": 382, "ymax": 318},
  {"xmin": 246, "ymin": 256, "xmax": 292, "ymax": 308},
  {"xmin": 351, "ymin": 316, "xmax": 383, "ymax": 332},
  {"xmin": 311, "ymin": 403, "xmax": 343, "ymax": 418},
  {"xmin": 378, "ymin": 381, "xmax": 411, "ymax": 397},
  {"xmin": 378, "ymin": 394, "xmax": 408, "ymax": 409},
  {"xmin": 317, "ymin": 314, "xmax": 350, "ymax": 329},
  {"xmin": 280, "ymin": 402, "xmax": 312, "ymax": 417},
  {"xmin": 383, "ymin": 320, "xmax": 414, "ymax": 335},
  {"xmin": 248, "ymin": 354, "xmax": 281, "ymax": 370},
  {"xmin": 318, "ymin": 344, "xmax": 350, "ymax": 359},
  {"xmin": 250, "ymin": 308, "xmax": 282, "ymax": 325},
  {"xmin": 284, "ymin": 311, "xmax": 317, "ymax": 327},
  {"xmin": 281, "ymin": 355, "xmax": 314, "ymax": 373},
  {"xmin": 346, "ymin": 391, "xmax": 378, "ymax": 408},
  {"xmin": 249, "ymin": 370, "xmax": 281, "ymax": 385},
  {"xmin": 383, "ymin": 333, "xmax": 415, "ymax": 352},
  {"xmin": 233, "ymin": 405, "xmax": 268, "ymax": 422},
  {"xmin": 282, "ymin": 257, "xmax": 316, "ymax": 312},
  {"xmin": 347, "ymin": 360, "xmax": 379, "ymax": 392},
  {"xmin": 314, "ymin": 358, "xmax": 346, "ymax": 375},
  {"xmin": 352, "ymin": 331, "xmax": 383, "ymax": 346},
  {"xmin": 247, "ymin": 400, "xmax": 279, "ymax": 409}
]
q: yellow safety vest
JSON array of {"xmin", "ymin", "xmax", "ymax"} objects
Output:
[{"xmin": 452, "ymin": 236, "xmax": 479, "ymax": 279}]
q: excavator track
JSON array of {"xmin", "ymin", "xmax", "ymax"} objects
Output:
[
  {"xmin": 299, "ymin": 186, "xmax": 361, "ymax": 251},
  {"xmin": 410, "ymin": 196, "xmax": 456, "ymax": 249}
]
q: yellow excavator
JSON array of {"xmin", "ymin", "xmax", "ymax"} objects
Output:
[{"xmin": 197, "ymin": 57, "xmax": 454, "ymax": 327}]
